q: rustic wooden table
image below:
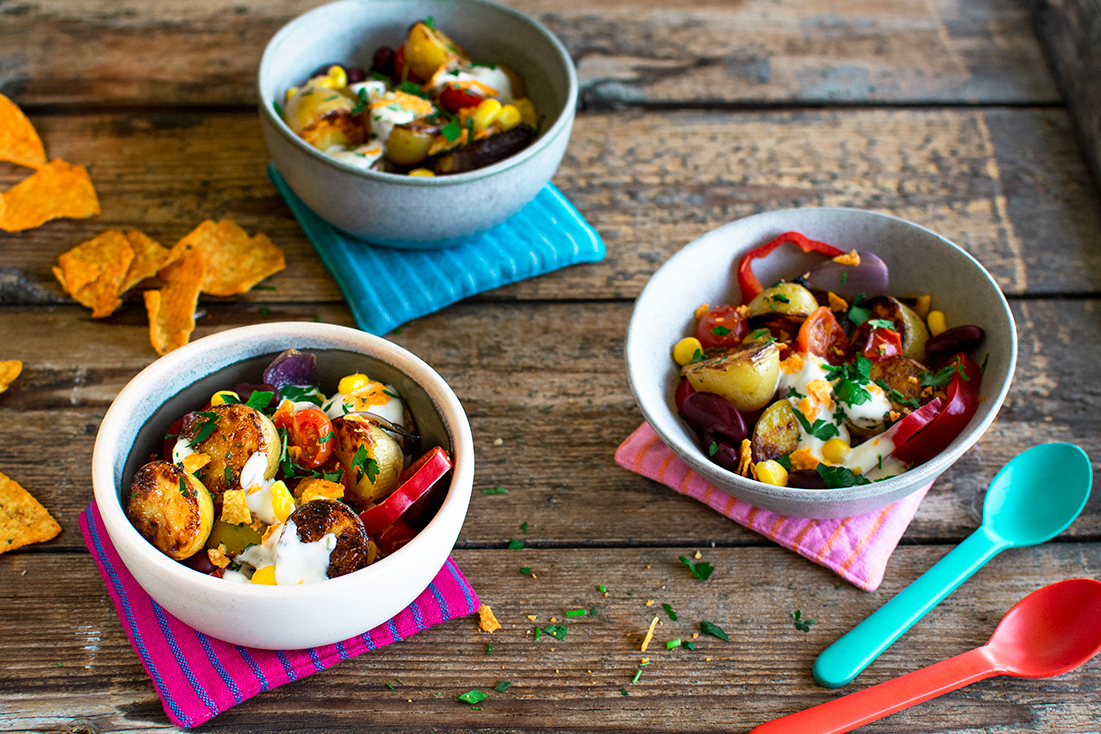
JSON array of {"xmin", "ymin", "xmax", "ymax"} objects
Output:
[{"xmin": 2, "ymin": 0, "xmax": 1100, "ymax": 732}]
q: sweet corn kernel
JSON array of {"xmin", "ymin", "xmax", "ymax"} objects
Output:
[
  {"xmin": 338, "ymin": 373, "xmax": 371, "ymax": 394},
  {"xmin": 211, "ymin": 390, "xmax": 239, "ymax": 406},
  {"xmin": 673, "ymin": 337, "xmax": 704, "ymax": 366},
  {"xmin": 514, "ymin": 97, "xmax": 537, "ymax": 127},
  {"xmin": 284, "ymin": 86, "xmax": 299, "ymax": 103},
  {"xmin": 408, "ymin": 168, "xmax": 436, "ymax": 177},
  {"xmin": 472, "ymin": 98, "xmax": 503, "ymax": 132},
  {"xmin": 251, "ymin": 566, "xmax": 277, "ymax": 585},
  {"xmin": 316, "ymin": 65, "xmax": 347, "ymax": 89},
  {"xmin": 913, "ymin": 294, "xmax": 932, "ymax": 320},
  {"xmin": 822, "ymin": 438, "xmax": 851, "ymax": 465},
  {"xmin": 927, "ymin": 310, "xmax": 947, "ymax": 337},
  {"xmin": 756, "ymin": 460, "xmax": 788, "ymax": 487},
  {"xmin": 270, "ymin": 480, "xmax": 296, "ymax": 523},
  {"xmin": 497, "ymin": 104, "xmax": 522, "ymax": 131}
]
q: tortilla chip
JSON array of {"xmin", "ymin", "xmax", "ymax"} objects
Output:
[
  {"xmin": 173, "ymin": 220, "xmax": 285, "ymax": 296},
  {"xmin": 478, "ymin": 604, "xmax": 502, "ymax": 633},
  {"xmin": 294, "ymin": 477, "xmax": 345, "ymax": 503},
  {"xmin": 0, "ymin": 361, "xmax": 21, "ymax": 394},
  {"xmin": 53, "ymin": 230, "xmax": 135, "ymax": 317},
  {"xmin": 0, "ymin": 159, "xmax": 100, "ymax": 232},
  {"xmin": 120, "ymin": 230, "xmax": 174, "ymax": 293},
  {"xmin": 0, "ymin": 470, "xmax": 61, "ymax": 555},
  {"xmin": 220, "ymin": 489, "xmax": 252, "ymax": 526},
  {"xmin": 144, "ymin": 249, "xmax": 205, "ymax": 355},
  {"xmin": 0, "ymin": 93, "xmax": 46, "ymax": 169}
]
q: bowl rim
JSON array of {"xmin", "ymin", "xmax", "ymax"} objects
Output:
[
  {"xmin": 257, "ymin": 0, "xmax": 579, "ymax": 186},
  {"xmin": 91, "ymin": 322, "xmax": 475, "ymax": 599},
  {"xmin": 625, "ymin": 206, "xmax": 1018, "ymax": 510}
]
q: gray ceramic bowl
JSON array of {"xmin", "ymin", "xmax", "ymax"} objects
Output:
[
  {"xmin": 258, "ymin": 0, "xmax": 577, "ymax": 248},
  {"xmin": 626, "ymin": 208, "xmax": 1017, "ymax": 519},
  {"xmin": 91, "ymin": 323, "xmax": 474, "ymax": 649}
]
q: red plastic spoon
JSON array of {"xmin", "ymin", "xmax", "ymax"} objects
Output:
[{"xmin": 751, "ymin": 578, "xmax": 1101, "ymax": 734}]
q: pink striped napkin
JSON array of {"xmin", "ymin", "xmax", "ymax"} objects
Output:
[
  {"xmin": 80, "ymin": 503, "xmax": 479, "ymax": 728},
  {"xmin": 615, "ymin": 424, "xmax": 929, "ymax": 592}
]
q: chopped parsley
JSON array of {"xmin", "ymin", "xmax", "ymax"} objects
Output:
[
  {"xmin": 273, "ymin": 101, "xmax": 283, "ymax": 117},
  {"xmin": 824, "ymin": 357, "xmax": 873, "ymax": 406},
  {"xmin": 520, "ymin": 566, "xmax": 532, "ymax": 575},
  {"xmin": 350, "ymin": 445, "xmax": 380, "ymax": 484},
  {"xmin": 682, "ymin": 640, "xmax": 695, "ymax": 650},
  {"xmin": 839, "ymin": 270, "xmax": 848, "ymax": 287},
  {"xmin": 787, "ymin": 386, "xmax": 806, "ymax": 400},
  {"xmin": 322, "ymin": 466, "xmax": 345, "ymax": 483},
  {"xmin": 223, "ymin": 467, "xmax": 233, "ymax": 483},
  {"xmin": 662, "ymin": 603, "xmax": 678, "ymax": 621},
  {"xmin": 865, "ymin": 318, "xmax": 896, "ymax": 331},
  {"xmin": 520, "ymin": 521, "xmax": 528, "ymax": 533},
  {"xmin": 817, "ymin": 463, "xmax": 871, "ymax": 488},
  {"xmin": 280, "ymin": 385, "xmax": 324, "ymax": 407},
  {"xmin": 922, "ymin": 361, "xmax": 968, "ymax": 387},
  {"xmin": 700, "ymin": 621, "xmax": 730, "ymax": 641},
  {"xmin": 352, "ymin": 87, "xmax": 368, "ymax": 114},
  {"xmin": 482, "ymin": 486, "xmax": 509, "ymax": 494},
  {"xmin": 710, "ymin": 325, "xmax": 732, "ymax": 336},
  {"xmin": 708, "ymin": 441, "xmax": 719, "ymax": 457},
  {"xmin": 848, "ymin": 294, "xmax": 871, "ymax": 325},
  {"xmin": 178, "ymin": 476, "xmax": 191, "ymax": 498},
  {"xmin": 770, "ymin": 293, "xmax": 790, "ymax": 304},
  {"xmin": 190, "ymin": 411, "xmax": 220, "ymax": 444},
  {"xmin": 457, "ymin": 689, "xmax": 487, "ymax": 705},
  {"xmin": 245, "ymin": 390, "xmax": 274, "ymax": 410},
  {"xmin": 543, "ymin": 624, "xmax": 568, "ymax": 639},
  {"xmin": 494, "ymin": 681, "xmax": 511, "ymax": 692},
  {"xmin": 792, "ymin": 407, "xmax": 840, "ymax": 441},
  {"xmin": 508, "ymin": 538, "xmax": 524, "ymax": 550},
  {"xmin": 565, "ymin": 609, "xmax": 587, "ymax": 617},
  {"xmin": 791, "ymin": 610, "xmax": 817, "ymax": 632},
  {"xmin": 424, "ymin": 15, "xmax": 435, "ymax": 29},
  {"xmin": 747, "ymin": 328, "xmax": 775, "ymax": 342},
  {"xmin": 395, "ymin": 80, "xmax": 430, "ymax": 98},
  {"xmin": 875, "ymin": 379, "xmax": 920, "ymax": 409},
  {"xmin": 441, "ymin": 117, "xmax": 463, "ymax": 142},
  {"xmin": 679, "ymin": 556, "xmax": 714, "ymax": 581}
]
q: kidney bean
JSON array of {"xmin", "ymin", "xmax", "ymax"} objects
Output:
[
  {"xmin": 700, "ymin": 434, "xmax": 741, "ymax": 472},
  {"xmin": 786, "ymin": 469, "xmax": 829, "ymax": 489},
  {"xmin": 674, "ymin": 377, "xmax": 695, "ymax": 414},
  {"xmin": 925, "ymin": 325, "xmax": 985, "ymax": 356},
  {"xmin": 346, "ymin": 66, "xmax": 367, "ymax": 84},
  {"xmin": 682, "ymin": 392, "xmax": 746, "ymax": 445},
  {"xmin": 371, "ymin": 47, "xmax": 396, "ymax": 77}
]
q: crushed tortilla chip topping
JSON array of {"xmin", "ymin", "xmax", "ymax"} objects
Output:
[
  {"xmin": 220, "ymin": 489, "xmax": 252, "ymax": 526},
  {"xmin": 207, "ymin": 543, "xmax": 231, "ymax": 569},
  {"xmin": 736, "ymin": 438, "xmax": 754, "ymax": 478},
  {"xmin": 827, "ymin": 291, "xmax": 848, "ymax": 312},
  {"xmin": 0, "ymin": 160, "xmax": 100, "ymax": 232},
  {"xmin": 832, "ymin": 250, "xmax": 861, "ymax": 266},
  {"xmin": 478, "ymin": 604, "xmax": 502, "ymax": 633},
  {"xmin": 640, "ymin": 614, "xmax": 660, "ymax": 652},
  {"xmin": 0, "ymin": 93, "xmax": 46, "ymax": 169},
  {"xmin": 0, "ymin": 361, "xmax": 22, "ymax": 394},
  {"xmin": 694, "ymin": 303, "xmax": 709, "ymax": 320},
  {"xmin": 144, "ymin": 249, "xmax": 205, "ymax": 356},
  {"xmin": 181, "ymin": 452, "xmax": 211, "ymax": 475},
  {"xmin": 261, "ymin": 522, "xmax": 282, "ymax": 545},
  {"xmin": 295, "ymin": 477, "xmax": 345, "ymax": 503},
  {"xmin": 789, "ymin": 448, "xmax": 821, "ymax": 472},
  {"xmin": 172, "ymin": 220, "xmax": 286, "ymax": 296},
  {"xmin": 0, "ymin": 470, "xmax": 61, "ymax": 555}
]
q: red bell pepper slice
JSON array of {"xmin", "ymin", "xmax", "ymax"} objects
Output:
[
  {"xmin": 358, "ymin": 447, "xmax": 452, "ymax": 536},
  {"xmin": 736, "ymin": 232, "xmax": 845, "ymax": 304},
  {"xmin": 892, "ymin": 353, "xmax": 981, "ymax": 465},
  {"xmin": 879, "ymin": 396, "xmax": 944, "ymax": 451}
]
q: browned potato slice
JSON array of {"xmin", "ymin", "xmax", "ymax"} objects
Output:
[
  {"xmin": 752, "ymin": 400, "xmax": 801, "ymax": 462},
  {"xmin": 433, "ymin": 125, "xmax": 536, "ymax": 175},
  {"xmin": 682, "ymin": 341, "xmax": 781, "ymax": 412},
  {"xmin": 852, "ymin": 297, "xmax": 930, "ymax": 363},
  {"xmin": 747, "ymin": 282, "xmax": 819, "ymax": 318},
  {"xmin": 869, "ymin": 355, "xmax": 928, "ymax": 410},
  {"xmin": 287, "ymin": 499, "xmax": 372, "ymax": 578},
  {"xmin": 386, "ymin": 119, "xmax": 440, "ymax": 166},
  {"xmin": 331, "ymin": 415, "xmax": 405, "ymax": 509},
  {"xmin": 128, "ymin": 460, "xmax": 214, "ymax": 561},
  {"xmin": 403, "ymin": 21, "xmax": 468, "ymax": 81},
  {"xmin": 179, "ymin": 403, "xmax": 280, "ymax": 507},
  {"xmin": 283, "ymin": 82, "xmax": 367, "ymax": 150}
]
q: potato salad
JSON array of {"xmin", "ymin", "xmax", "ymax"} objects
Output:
[
  {"xmin": 279, "ymin": 18, "xmax": 539, "ymax": 175},
  {"xmin": 672, "ymin": 232, "xmax": 986, "ymax": 489},
  {"xmin": 126, "ymin": 349, "xmax": 452, "ymax": 584}
]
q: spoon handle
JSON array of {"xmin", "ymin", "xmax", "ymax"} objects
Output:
[
  {"xmin": 813, "ymin": 526, "xmax": 1007, "ymax": 688},
  {"xmin": 751, "ymin": 647, "xmax": 999, "ymax": 734}
]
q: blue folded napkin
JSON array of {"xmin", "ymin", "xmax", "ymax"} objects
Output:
[{"xmin": 268, "ymin": 163, "xmax": 606, "ymax": 335}]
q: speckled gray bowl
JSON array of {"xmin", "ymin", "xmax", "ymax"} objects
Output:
[
  {"xmin": 626, "ymin": 208, "xmax": 1017, "ymax": 519},
  {"xmin": 91, "ymin": 323, "xmax": 474, "ymax": 649},
  {"xmin": 258, "ymin": 0, "xmax": 577, "ymax": 248}
]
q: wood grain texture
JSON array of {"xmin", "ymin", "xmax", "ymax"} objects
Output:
[
  {"xmin": 0, "ymin": 0, "xmax": 1059, "ymax": 108},
  {"xmin": 1, "ymin": 107, "xmax": 1099, "ymax": 307},
  {"xmin": 1, "ymin": 544, "xmax": 1098, "ymax": 732}
]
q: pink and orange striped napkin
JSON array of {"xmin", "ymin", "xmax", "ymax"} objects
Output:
[
  {"xmin": 80, "ymin": 503, "xmax": 479, "ymax": 728},
  {"xmin": 615, "ymin": 424, "xmax": 929, "ymax": 592}
]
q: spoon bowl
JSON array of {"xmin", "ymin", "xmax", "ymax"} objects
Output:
[{"xmin": 990, "ymin": 577, "xmax": 1101, "ymax": 677}]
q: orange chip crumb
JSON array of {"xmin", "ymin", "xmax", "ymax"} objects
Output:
[
  {"xmin": 789, "ymin": 448, "xmax": 821, "ymax": 472},
  {"xmin": 779, "ymin": 353, "xmax": 804, "ymax": 374},
  {"xmin": 478, "ymin": 604, "xmax": 501, "ymax": 633},
  {"xmin": 0, "ymin": 360, "xmax": 21, "ymax": 394},
  {"xmin": 832, "ymin": 250, "xmax": 861, "ymax": 266},
  {"xmin": 0, "ymin": 160, "xmax": 100, "ymax": 232},
  {"xmin": 640, "ymin": 614, "xmax": 660, "ymax": 652},
  {"xmin": 144, "ymin": 249, "xmax": 205, "ymax": 355},
  {"xmin": 0, "ymin": 470, "xmax": 61, "ymax": 555},
  {"xmin": 295, "ymin": 477, "xmax": 345, "ymax": 503},
  {"xmin": 0, "ymin": 93, "xmax": 46, "ymax": 169},
  {"xmin": 261, "ymin": 523, "xmax": 282, "ymax": 545},
  {"xmin": 172, "ymin": 220, "xmax": 285, "ymax": 296},
  {"xmin": 736, "ymin": 438, "xmax": 754, "ymax": 477},
  {"xmin": 694, "ymin": 303, "xmax": 710, "ymax": 320},
  {"xmin": 207, "ymin": 544, "xmax": 231, "ymax": 569},
  {"xmin": 220, "ymin": 489, "xmax": 252, "ymax": 526},
  {"xmin": 827, "ymin": 291, "xmax": 848, "ymax": 312}
]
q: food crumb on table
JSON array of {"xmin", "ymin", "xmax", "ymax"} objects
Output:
[{"xmin": 478, "ymin": 604, "xmax": 501, "ymax": 633}]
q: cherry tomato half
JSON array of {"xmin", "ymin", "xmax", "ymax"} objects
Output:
[
  {"xmin": 797, "ymin": 306, "xmax": 848, "ymax": 362},
  {"xmin": 439, "ymin": 85, "xmax": 484, "ymax": 113},
  {"xmin": 274, "ymin": 407, "xmax": 335, "ymax": 469},
  {"xmin": 695, "ymin": 306, "xmax": 748, "ymax": 350},
  {"xmin": 859, "ymin": 326, "xmax": 903, "ymax": 361}
]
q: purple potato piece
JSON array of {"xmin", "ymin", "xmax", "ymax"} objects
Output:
[
  {"xmin": 682, "ymin": 392, "xmax": 747, "ymax": 444},
  {"xmin": 804, "ymin": 250, "xmax": 889, "ymax": 299},
  {"xmin": 433, "ymin": 126, "xmax": 536, "ymax": 175},
  {"xmin": 262, "ymin": 348, "xmax": 319, "ymax": 390}
]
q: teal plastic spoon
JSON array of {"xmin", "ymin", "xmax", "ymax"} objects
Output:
[{"xmin": 813, "ymin": 442, "xmax": 1092, "ymax": 689}]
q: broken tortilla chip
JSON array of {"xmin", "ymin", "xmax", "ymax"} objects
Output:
[
  {"xmin": 0, "ymin": 470, "xmax": 61, "ymax": 555},
  {"xmin": 0, "ymin": 159, "xmax": 100, "ymax": 232},
  {"xmin": 0, "ymin": 361, "xmax": 22, "ymax": 394},
  {"xmin": 173, "ymin": 220, "xmax": 285, "ymax": 296},
  {"xmin": 120, "ymin": 230, "xmax": 174, "ymax": 293},
  {"xmin": 144, "ymin": 249, "xmax": 205, "ymax": 355},
  {"xmin": 0, "ymin": 93, "xmax": 47, "ymax": 169},
  {"xmin": 52, "ymin": 230, "xmax": 135, "ymax": 318}
]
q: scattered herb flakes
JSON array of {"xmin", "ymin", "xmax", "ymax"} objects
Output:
[
  {"xmin": 486, "ymin": 643, "xmax": 492, "ymax": 655},
  {"xmin": 708, "ymin": 441, "xmax": 719, "ymax": 456},
  {"xmin": 710, "ymin": 324, "xmax": 732, "ymax": 336},
  {"xmin": 494, "ymin": 680, "xmax": 512, "ymax": 692},
  {"xmin": 839, "ymin": 270, "xmax": 848, "ymax": 287},
  {"xmin": 520, "ymin": 521, "xmax": 528, "ymax": 533},
  {"xmin": 631, "ymin": 669, "xmax": 642, "ymax": 684},
  {"xmin": 543, "ymin": 624, "xmax": 568, "ymax": 640},
  {"xmin": 792, "ymin": 406, "xmax": 841, "ymax": 441},
  {"xmin": 620, "ymin": 687, "xmax": 629, "ymax": 696},
  {"xmin": 817, "ymin": 463, "xmax": 871, "ymax": 488},
  {"xmin": 457, "ymin": 689, "xmax": 487, "ymax": 706},
  {"xmin": 666, "ymin": 638, "xmax": 682, "ymax": 649},
  {"xmin": 534, "ymin": 626, "xmax": 541, "ymax": 641},
  {"xmin": 385, "ymin": 682, "xmax": 396, "ymax": 690},
  {"xmin": 791, "ymin": 610, "xmax": 817, "ymax": 632},
  {"xmin": 598, "ymin": 585, "xmax": 607, "ymax": 593},
  {"xmin": 520, "ymin": 566, "xmax": 533, "ymax": 575},
  {"xmin": 482, "ymin": 486, "xmax": 509, "ymax": 494},
  {"xmin": 662, "ymin": 603, "xmax": 678, "ymax": 621},
  {"xmin": 679, "ymin": 556, "xmax": 715, "ymax": 581},
  {"xmin": 681, "ymin": 640, "xmax": 695, "ymax": 650},
  {"xmin": 848, "ymin": 294, "xmax": 871, "ymax": 324},
  {"xmin": 507, "ymin": 538, "xmax": 524, "ymax": 550},
  {"xmin": 191, "ymin": 410, "xmax": 220, "ymax": 443},
  {"xmin": 565, "ymin": 609, "xmax": 587, "ymax": 618},
  {"xmin": 700, "ymin": 621, "xmax": 730, "ymax": 641}
]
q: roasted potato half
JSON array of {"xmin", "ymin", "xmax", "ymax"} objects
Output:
[
  {"xmin": 752, "ymin": 400, "xmax": 801, "ymax": 462},
  {"xmin": 682, "ymin": 341, "xmax": 781, "ymax": 412},
  {"xmin": 331, "ymin": 414, "xmax": 405, "ymax": 509},
  {"xmin": 128, "ymin": 460, "xmax": 214, "ymax": 561},
  {"xmin": 869, "ymin": 355, "xmax": 928, "ymax": 410},
  {"xmin": 179, "ymin": 403, "xmax": 280, "ymax": 506},
  {"xmin": 287, "ymin": 499, "xmax": 373, "ymax": 578},
  {"xmin": 403, "ymin": 21, "xmax": 468, "ymax": 81},
  {"xmin": 284, "ymin": 82, "xmax": 367, "ymax": 150},
  {"xmin": 747, "ymin": 282, "xmax": 819, "ymax": 318},
  {"xmin": 386, "ymin": 118, "xmax": 441, "ymax": 167}
]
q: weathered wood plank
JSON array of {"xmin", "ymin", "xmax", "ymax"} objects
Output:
[
  {"xmin": 1, "ymin": 107, "xmax": 1098, "ymax": 307},
  {"xmin": 0, "ymin": 0, "xmax": 1058, "ymax": 108},
  {"xmin": 1, "ymin": 544, "xmax": 1098, "ymax": 732},
  {"xmin": 2, "ymin": 298, "xmax": 1098, "ymax": 554}
]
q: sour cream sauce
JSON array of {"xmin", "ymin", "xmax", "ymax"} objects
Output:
[
  {"xmin": 240, "ymin": 451, "xmax": 279, "ymax": 525},
  {"xmin": 235, "ymin": 519, "xmax": 337, "ymax": 585}
]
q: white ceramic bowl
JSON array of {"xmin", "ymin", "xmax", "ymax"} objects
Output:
[
  {"xmin": 626, "ymin": 208, "xmax": 1017, "ymax": 519},
  {"xmin": 92, "ymin": 323, "xmax": 474, "ymax": 649},
  {"xmin": 258, "ymin": 0, "xmax": 577, "ymax": 248}
]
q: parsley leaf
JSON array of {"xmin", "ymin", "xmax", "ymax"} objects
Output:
[
  {"xmin": 543, "ymin": 624, "xmax": 568, "ymax": 639},
  {"xmin": 824, "ymin": 357, "xmax": 873, "ymax": 406},
  {"xmin": 770, "ymin": 293, "xmax": 790, "ymax": 303},
  {"xmin": 494, "ymin": 681, "xmax": 511, "ymax": 692},
  {"xmin": 874, "ymin": 379, "xmax": 920, "ymax": 409},
  {"xmin": 662, "ymin": 603, "xmax": 678, "ymax": 621},
  {"xmin": 700, "ymin": 621, "xmax": 730, "ymax": 641},
  {"xmin": 848, "ymin": 294, "xmax": 871, "ymax": 325},
  {"xmin": 482, "ymin": 486, "xmax": 509, "ymax": 494},
  {"xmin": 396, "ymin": 81, "xmax": 429, "ymax": 98},
  {"xmin": 441, "ymin": 117, "xmax": 463, "ymax": 142},
  {"xmin": 679, "ymin": 556, "xmax": 714, "ymax": 581},
  {"xmin": 710, "ymin": 325, "xmax": 732, "ymax": 336},
  {"xmin": 922, "ymin": 362, "xmax": 964, "ymax": 387},
  {"xmin": 865, "ymin": 318, "xmax": 896, "ymax": 331},
  {"xmin": 350, "ymin": 445, "xmax": 379, "ymax": 484},
  {"xmin": 791, "ymin": 609, "xmax": 817, "ymax": 632},
  {"xmin": 190, "ymin": 411, "xmax": 220, "ymax": 444},
  {"xmin": 508, "ymin": 538, "xmax": 524, "ymax": 550},
  {"xmin": 245, "ymin": 390, "xmax": 274, "ymax": 410},
  {"xmin": 792, "ymin": 407, "xmax": 840, "ymax": 441},
  {"xmin": 817, "ymin": 464, "xmax": 871, "ymax": 488},
  {"xmin": 787, "ymin": 386, "xmax": 806, "ymax": 400},
  {"xmin": 457, "ymin": 689, "xmax": 487, "ymax": 705}
]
